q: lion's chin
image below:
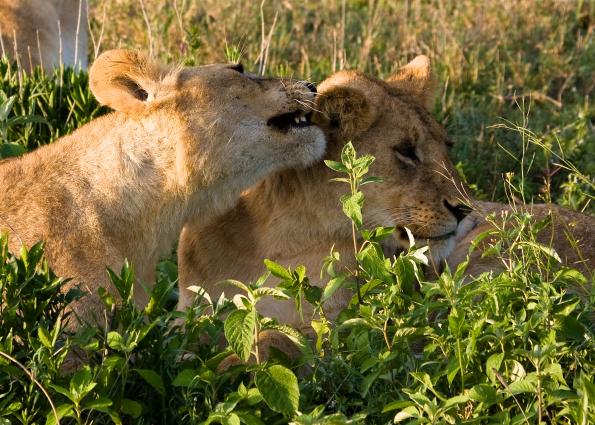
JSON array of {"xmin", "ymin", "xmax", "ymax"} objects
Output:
[{"xmin": 285, "ymin": 126, "xmax": 326, "ymax": 167}]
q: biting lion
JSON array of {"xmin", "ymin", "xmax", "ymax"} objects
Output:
[
  {"xmin": 0, "ymin": 0, "xmax": 88, "ymax": 71},
  {"xmin": 0, "ymin": 49, "xmax": 325, "ymax": 326},
  {"xmin": 178, "ymin": 56, "xmax": 471, "ymax": 332}
]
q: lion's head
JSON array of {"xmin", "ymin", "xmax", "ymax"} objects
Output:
[
  {"xmin": 176, "ymin": 56, "xmax": 472, "ymax": 324},
  {"xmin": 89, "ymin": 50, "xmax": 326, "ymax": 201},
  {"xmin": 315, "ymin": 56, "xmax": 471, "ymax": 263}
]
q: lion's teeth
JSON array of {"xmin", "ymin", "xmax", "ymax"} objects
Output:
[
  {"xmin": 300, "ymin": 116, "xmax": 307, "ymax": 122},
  {"xmin": 294, "ymin": 117, "xmax": 300, "ymax": 124}
]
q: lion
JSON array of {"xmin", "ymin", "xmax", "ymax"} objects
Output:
[
  {"xmin": 0, "ymin": 0, "xmax": 88, "ymax": 71},
  {"xmin": 445, "ymin": 201, "xmax": 594, "ymax": 284},
  {"xmin": 0, "ymin": 49, "xmax": 325, "ymax": 326},
  {"xmin": 177, "ymin": 56, "xmax": 472, "ymax": 335}
]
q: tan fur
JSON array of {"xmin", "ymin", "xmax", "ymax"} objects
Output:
[
  {"xmin": 0, "ymin": 49, "xmax": 325, "ymax": 326},
  {"xmin": 178, "ymin": 56, "xmax": 471, "ymax": 337},
  {"xmin": 0, "ymin": 0, "xmax": 88, "ymax": 71},
  {"xmin": 446, "ymin": 201, "xmax": 595, "ymax": 282}
]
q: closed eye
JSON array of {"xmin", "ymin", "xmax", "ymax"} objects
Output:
[{"xmin": 392, "ymin": 140, "xmax": 418, "ymax": 165}]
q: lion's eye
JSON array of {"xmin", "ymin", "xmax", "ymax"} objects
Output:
[{"xmin": 392, "ymin": 140, "xmax": 418, "ymax": 165}]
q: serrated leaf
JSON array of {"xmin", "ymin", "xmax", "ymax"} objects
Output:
[
  {"xmin": 507, "ymin": 379, "xmax": 536, "ymax": 395},
  {"xmin": 469, "ymin": 384, "xmax": 498, "ymax": 405},
  {"xmin": 224, "ymin": 309, "xmax": 256, "ymax": 362},
  {"xmin": 340, "ymin": 192, "xmax": 364, "ymax": 227},
  {"xmin": 264, "ymin": 259, "xmax": 292, "ymax": 280},
  {"xmin": 256, "ymin": 365, "xmax": 299, "ymax": 416},
  {"xmin": 253, "ymin": 286, "xmax": 290, "ymax": 300},
  {"xmin": 217, "ymin": 279, "xmax": 250, "ymax": 294}
]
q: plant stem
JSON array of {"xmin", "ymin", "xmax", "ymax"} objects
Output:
[{"xmin": 456, "ymin": 337, "xmax": 465, "ymax": 390}]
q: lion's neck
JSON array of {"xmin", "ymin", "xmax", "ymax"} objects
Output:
[
  {"xmin": 242, "ymin": 161, "xmax": 353, "ymax": 256},
  {"xmin": 69, "ymin": 113, "xmax": 227, "ymax": 280}
]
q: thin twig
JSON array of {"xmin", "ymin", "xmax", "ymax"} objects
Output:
[
  {"xmin": 74, "ymin": 0, "xmax": 83, "ymax": 69},
  {"xmin": 139, "ymin": 0, "xmax": 154, "ymax": 57},
  {"xmin": 0, "ymin": 350, "xmax": 60, "ymax": 425}
]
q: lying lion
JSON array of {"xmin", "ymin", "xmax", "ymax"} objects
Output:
[
  {"xmin": 178, "ymin": 56, "xmax": 472, "ymax": 332},
  {"xmin": 446, "ymin": 201, "xmax": 594, "ymax": 283},
  {"xmin": 0, "ymin": 49, "xmax": 325, "ymax": 326},
  {"xmin": 0, "ymin": 0, "xmax": 88, "ymax": 71}
]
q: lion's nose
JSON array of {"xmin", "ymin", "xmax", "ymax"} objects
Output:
[
  {"xmin": 444, "ymin": 200, "xmax": 472, "ymax": 223},
  {"xmin": 303, "ymin": 81, "xmax": 317, "ymax": 93}
]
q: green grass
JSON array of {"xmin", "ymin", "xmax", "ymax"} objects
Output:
[{"xmin": 0, "ymin": 0, "xmax": 594, "ymax": 423}]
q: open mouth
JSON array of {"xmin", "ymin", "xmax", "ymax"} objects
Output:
[
  {"xmin": 267, "ymin": 111, "xmax": 313, "ymax": 133},
  {"xmin": 397, "ymin": 227, "xmax": 455, "ymax": 242}
]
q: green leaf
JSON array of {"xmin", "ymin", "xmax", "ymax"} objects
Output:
[
  {"xmin": 83, "ymin": 397, "xmax": 113, "ymax": 410},
  {"xmin": 224, "ymin": 309, "xmax": 256, "ymax": 362},
  {"xmin": 45, "ymin": 404, "xmax": 74, "ymax": 425},
  {"xmin": 324, "ymin": 160, "xmax": 349, "ymax": 173},
  {"xmin": 0, "ymin": 142, "xmax": 27, "ymax": 159},
  {"xmin": 236, "ymin": 412, "xmax": 266, "ymax": 425},
  {"xmin": 340, "ymin": 192, "xmax": 364, "ymax": 227},
  {"xmin": 107, "ymin": 331, "xmax": 125, "ymax": 352},
  {"xmin": 70, "ymin": 366, "xmax": 96, "ymax": 403},
  {"xmin": 38, "ymin": 326, "xmax": 53, "ymax": 349},
  {"xmin": 382, "ymin": 400, "xmax": 414, "ymax": 413},
  {"xmin": 469, "ymin": 384, "xmax": 498, "ymax": 405},
  {"xmin": 518, "ymin": 241, "xmax": 561, "ymax": 262},
  {"xmin": 340, "ymin": 142, "xmax": 356, "ymax": 167},
  {"xmin": 322, "ymin": 275, "xmax": 347, "ymax": 302},
  {"xmin": 255, "ymin": 365, "xmax": 299, "ymax": 416},
  {"xmin": 223, "ymin": 413, "xmax": 241, "ymax": 425},
  {"xmin": 135, "ymin": 369, "xmax": 165, "ymax": 395},
  {"xmin": 486, "ymin": 353, "xmax": 504, "ymax": 385},
  {"xmin": 121, "ymin": 399, "xmax": 142, "ymax": 418},
  {"xmin": 442, "ymin": 394, "xmax": 470, "ymax": 410},
  {"xmin": 172, "ymin": 369, "xmax": 199, "ymax": 387},
  {"xmin": 264, "ymin": 259, "xmax": 292, "ymax": 280},
  {"xmin": 507, "ymin": 378, "xmax": 537, "ymax": 395},
  {"xmin": 393, "ymin": 406, "xmax": 420, "ymax": 423},
  {"xmin": 253, "ymin": 286, "xmax": 290, "ymax": 300},
  {"xmin": 360, "ymin": 175, "xmax": 383, "ymax": 186}
]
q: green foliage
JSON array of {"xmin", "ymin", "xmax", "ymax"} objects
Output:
[
  {"xmin": 0, "ymin": 1, "xmax": 593, "ymax": 422},
  {"xmin": 3, "ymin": 140, "xmax": 592, "ymax": 423},
  {"xmin": 0, "ymin": 58, "xmax": 106, "ymax": 152}
]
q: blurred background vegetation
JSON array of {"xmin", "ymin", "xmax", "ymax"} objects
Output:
[{"xmin": 86, "ymin": 0, "xmax": 594, "ymax": 210}]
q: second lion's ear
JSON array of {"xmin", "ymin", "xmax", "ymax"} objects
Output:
[
  {"xmin": 314, "ymin": 85, "xmax": 378, "ymax": 140},
  {"xmin": 387, "ymin": 55, "xmax": 437, "ymax": 110},
  {"xmin": 89, "ymin": 49, "xmax": 168, "ymax": 114}
]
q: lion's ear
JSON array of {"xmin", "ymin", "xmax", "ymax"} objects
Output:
[
  {"xmin": 89, "ymin": 49, "xmax": 168, "ymax": 114},
  {"xmin": 314, "ymin": 84, "xmax": 378, "ymax": 140},
  {"xmin": 387, "ymin": 55, "xmax": 437, "ymax": 110}
]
